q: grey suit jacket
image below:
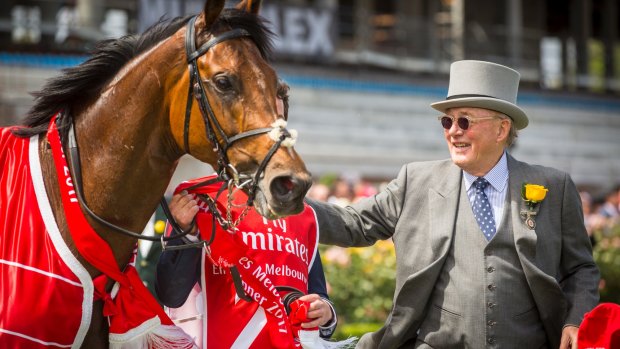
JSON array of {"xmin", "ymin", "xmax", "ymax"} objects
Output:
[{"xmin": 308, "ymin": 154, "xmax": 599, "ymax": 349}]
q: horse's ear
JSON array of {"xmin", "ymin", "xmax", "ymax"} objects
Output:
[
  {"xmin": 236, "ymin": 0, "xmax": 262, "ymax": 14},
  {"xmin": 202, "ymin": 0, "xmax": 226, "ymax": 29}
]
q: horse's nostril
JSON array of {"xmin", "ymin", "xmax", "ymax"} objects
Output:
[
  {"xmin": 271, "ymin": 176, "xmax": 295, "ymax": 198},
  {"xmin": 281, "ymin": 177, "xmax": 294, "ymax": 192},
  {"xmin": 270, "ymin": 175, "xmax": 311, "ymax": 204}
]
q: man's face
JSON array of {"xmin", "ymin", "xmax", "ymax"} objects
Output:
[{"xmin": 441, "ymin": 107, "xmax": 510, "ymax": 176}]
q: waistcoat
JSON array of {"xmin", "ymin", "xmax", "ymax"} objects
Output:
[{"xmin": 417, "ymin": 183, "xmax": 547, "ymax": 348}]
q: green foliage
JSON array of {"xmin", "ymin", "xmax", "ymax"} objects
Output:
[
  {"xmin": 593, "ymin": 222, "xmax": 620, "ymax": 303},
  {"xmin": 333, "ymin": 322, "xmax": 383, "ymax": 341},
  {"xmin": 317, "ymin": 173, "xmax": 340, "ymax": 187},
  {"xmin": 320, "ymin": 241, "xmax": 396, "ymax": 337}
]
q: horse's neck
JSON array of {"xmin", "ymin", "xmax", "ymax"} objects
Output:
[
  {"xmin": 38, "ymin": 136, "xmax": 108, "ymax": 276},
  {"xmin": 67, "ymin": 40, "xmax": 185, "ymax": 269}
]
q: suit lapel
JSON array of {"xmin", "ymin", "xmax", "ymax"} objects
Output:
[
  {"xmin": 508, "ymin": 156, "xmax": 538, "ymax": 264},
  {"xmin": 506, "ymin": 155, "xmax": 567, "ymax": 347},
  {"xmin": 429, "ymin": 164, "xmax": 462, "ymax": 258}
]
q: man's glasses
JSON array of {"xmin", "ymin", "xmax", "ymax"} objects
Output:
[{"xmin": 438, "ymin": 114, "xmax": 500, "ymax": 130}]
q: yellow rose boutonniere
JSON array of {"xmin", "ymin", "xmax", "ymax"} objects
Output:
[
  {"xmin": 522, "ymin": 183, "xmax": 548, "ymax": 207},
  {"xmin": 521, "ymin": 183, "xmax": 548, "ymax": 229}
]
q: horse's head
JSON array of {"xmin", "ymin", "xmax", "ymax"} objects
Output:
[{"xmin": 170, "ymin": 0, "xmax": 311, "ymax": 219}]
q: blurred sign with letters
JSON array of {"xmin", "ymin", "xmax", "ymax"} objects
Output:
[{"xmin": 138, "ymin": 0, "xmax": 335, "ymax": 58}]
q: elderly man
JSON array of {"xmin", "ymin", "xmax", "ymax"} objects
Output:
[{"xmin": 307, "ymin": 60, "xmax": 599, "ymax": 349}]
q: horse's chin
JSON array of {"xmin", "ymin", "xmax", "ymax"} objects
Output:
[
  {"xmin": 252, "ymin": 191, "xmax": 281, "ymax": 220},
  {"xmin": 254, "ymin": 203, "xmax": 280, "ymax": 220}
]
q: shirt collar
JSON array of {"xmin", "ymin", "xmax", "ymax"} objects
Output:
[{"xmin": 463, "ymin": 152, "xmax": 509, "ymax": 192}]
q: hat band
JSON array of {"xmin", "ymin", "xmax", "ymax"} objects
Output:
[{"xmin": 446, "ymin": 93, "xmax": 498, "ymax": 100}]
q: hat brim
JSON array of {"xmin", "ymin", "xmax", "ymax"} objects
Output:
[{"xmin": 431, "ymin": 97, "xmax": 528, "ymax": 130}]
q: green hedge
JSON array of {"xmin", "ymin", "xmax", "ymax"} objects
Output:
[
  {"xmin": 333, "ymin": 322, "xmax": 383, "ymax": 341},
  {"xmin": 594, "ymin": 223, "xmax": 620, "ymax": 303},
  {"xmin": 320, "ymin": 241, "xmax": 395, "ymax": 338}
]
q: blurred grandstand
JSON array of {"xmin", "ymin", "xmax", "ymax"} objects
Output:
[{"xmin": 0, "ymin": 0, "xmax": 619, "ymax": 194}]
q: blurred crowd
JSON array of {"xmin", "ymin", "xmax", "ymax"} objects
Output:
[
  {"xmin": 306, "ymin": 176, "xmax": 383, "ymax": 207},
  {"xmin": 579, "ymin": 184, "xmax": 620, "ymax": 247}
]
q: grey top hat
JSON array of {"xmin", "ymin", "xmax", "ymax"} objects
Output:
[{"xmin": 431, "ymin": 60, "xmax": 529, "ymax": 129}]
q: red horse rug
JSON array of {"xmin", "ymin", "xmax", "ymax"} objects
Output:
[
  {"xmin": 0, "ymin": 126, "xmax": 196, "ymax": 349},
  {"xmin": 0, "ymin": 127, "xmax": 94, "ymax": 348}
]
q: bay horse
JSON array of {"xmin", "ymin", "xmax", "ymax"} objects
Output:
[{"xmin": 0, "ymin": 0, "xmax": 311, "ymax": 347}]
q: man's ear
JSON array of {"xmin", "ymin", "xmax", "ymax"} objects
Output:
[{"xmin": 497, "ymin": 119, "xmax": 510, "ymax": 142}]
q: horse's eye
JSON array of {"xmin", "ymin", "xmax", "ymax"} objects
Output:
[{"xmin": 213, "ymin": 75, "xmax": 233, "ymax": 92}]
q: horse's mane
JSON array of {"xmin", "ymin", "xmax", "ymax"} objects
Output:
[{"xmin": 12, "ymin": 8, "xmax": 274, "ymax": 139}]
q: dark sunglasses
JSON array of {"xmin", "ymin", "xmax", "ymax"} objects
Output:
[{"xmin": 438, "ymin": 114, "xmax": 500, "ymax": 130}]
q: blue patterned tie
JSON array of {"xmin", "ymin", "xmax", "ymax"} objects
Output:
[{"xmin": 473, "ymin": 178, "xmax": 496, "ymax": 240}]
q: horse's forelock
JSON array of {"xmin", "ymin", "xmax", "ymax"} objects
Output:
[{"xmin": 215, "ymin": 8, "xmax": 275, "ymax": 60}]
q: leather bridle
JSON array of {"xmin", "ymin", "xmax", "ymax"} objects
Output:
[{"xmin": 183, "ymin": 15, "xmax": 292, "ymax": 208}]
